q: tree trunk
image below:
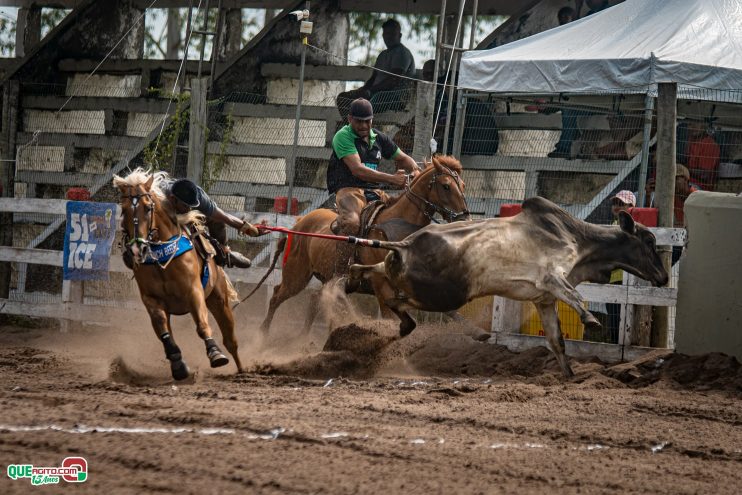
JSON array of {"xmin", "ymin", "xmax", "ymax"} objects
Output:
[{"xmin": 167, "ymin": 8, "xmax": 181, "ymax": 59}]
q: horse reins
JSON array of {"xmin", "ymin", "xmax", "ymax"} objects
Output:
[{"xmin": 404, "ymin": 165, "xmax": 469, "ymax": 223}]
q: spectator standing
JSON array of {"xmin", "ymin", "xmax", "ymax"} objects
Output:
[
  {"xmin": 546, "ymin": 5, "xmax": 580, "ymax": 159},
  {"xmin": 684, "ymin": 120, "xmax": 720, "ymax": 190}
]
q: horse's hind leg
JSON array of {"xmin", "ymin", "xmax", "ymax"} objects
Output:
[
  {"xmin": 144, "ymin": 301, "xmax": 189, "ymax": 380},
  {"xmin": 206, "ymin": 287, "xmax": 243, "ymax": 373},
  {"xmin": 187, "ymin": 288, "xmax": 230, "ymax": 369},
  {"xmin": 301, "ymin": 289, "xmax": 321, "ymax": 335},
  {"xmin": 260, "ymin": 269, "xmax": 313, "ymax": 335},
  {"xmin": 535, "ymin": 301, "xmax": 574, "ymax": 378}
]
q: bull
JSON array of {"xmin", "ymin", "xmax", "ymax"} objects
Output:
[{"xmin": 347, "ymin": 197, "xmax": 669, "ymax": 377}]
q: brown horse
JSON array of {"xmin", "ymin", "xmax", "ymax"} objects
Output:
[
  {"xmin": 257, "ymin": 155, "xmax": 470, "ymax": 334},
  {"xmin": 113, "ymin": 168, "xmax": 243, "ymax": 381}
]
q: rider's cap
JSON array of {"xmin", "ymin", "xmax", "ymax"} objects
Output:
[
  {"xmin": 170, "ymin": 179, "xmax": 200, "ymax": 207},
  {"xmin": 349, "ymin": 98, "xmax": 374, "ymax": 121}
]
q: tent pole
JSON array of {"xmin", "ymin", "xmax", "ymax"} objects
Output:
[
  {"xmin": 443, "ymin": 0, "xmax": 466, "ymax": 154},
  {"xmin": 636, "ymin": 92, "xmax": 655, "ymax": 208},
  {"xmin": 429, "ymin": 0, "xmax": 446, "ymax": 153},
  {"xmin": 653, "ymin": 82, "xmax": 677, "ymax": 349},
  {"xmin": 451, "ymin": 91, "xmax": 466, "ymax": 156}
]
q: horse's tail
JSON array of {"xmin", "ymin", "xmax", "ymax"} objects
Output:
[
  {"xmin": 233, "ymin": 236, "xmax": 287, "ymax": 307},
  {"xmin": 224, "ymin": 273, "xmax": 239, "ymax": 304}
]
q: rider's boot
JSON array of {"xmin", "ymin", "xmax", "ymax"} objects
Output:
[{"xmin": 227, "ymin": 250, "xmax": 252, "ymax": 268}]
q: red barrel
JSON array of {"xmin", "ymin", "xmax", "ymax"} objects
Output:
[
  {"xmin": 274, "ymin": 196, "xmax": 299, "ymax": 215},
  {"xmin": 627, "ymin": 207, "xmax": 658, "ymax": 227},
  {"xmin": 499, "ymin": 203, "xmax": 522, "ymax": 217},
  {"xmin": 66, "ymin": 187, "xmax": 91, "ymax": 201}
]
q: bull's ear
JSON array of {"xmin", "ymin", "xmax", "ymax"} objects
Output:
[{"xmin": 618, "ymin": 210, "xmax": 636, "ymax": 234}]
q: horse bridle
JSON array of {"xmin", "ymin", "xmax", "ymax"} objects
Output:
[
  {"xmin": 405, "ymin": 165, "xmax": 469, "ymax": 223},
  {"xmin": 121, "ymin": 191, "xmax": 158, "ymax": 248},
  {"xmin": 121, "ymin": 191, "xmax": 182, "ymax": 268}
]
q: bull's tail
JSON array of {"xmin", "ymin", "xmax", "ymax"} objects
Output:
[{"xmin": 232, "ymin": 236, "xmax": 287, "ymax": 309}]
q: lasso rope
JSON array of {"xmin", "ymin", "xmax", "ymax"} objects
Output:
[{"xmin": 257, "ymin": 225, "xmax": 384, "ymax": 247}]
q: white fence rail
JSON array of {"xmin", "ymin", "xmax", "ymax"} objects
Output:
[{"xmin": 1, "ymin": 198, "xmax": 684, "ymax": 362}]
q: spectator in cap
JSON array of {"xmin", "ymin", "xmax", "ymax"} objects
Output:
[
  {"xmin": 336, "ymin": 18, "xmax": 416, "ymax": 119},
  {"xmin": 327, "ymin": 98, "xmax": 420, "ymax": 273},
  {"xmin": 610, "ymin": 190, "xmax": 636, "ymax": 222},
  {"xmin": 162, "ymin": 178, "xmax": 262, "ymax": 268}
]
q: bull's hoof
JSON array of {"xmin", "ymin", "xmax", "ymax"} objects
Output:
[
  {"xmin": 207, "ymin": 349, "xmax": 230, "ymax": 368},
  {"xmin": 582, "ymin": 314, "xmax": 602, "ymax": 330},
  {"xmin": 344, "ymin": 277, "xmax": 361, "ymax": 294},
  {"xmin": 170, "ymin": 359, "xmax": 190, "ymax": 381},
  {"xmin": 561, "ymin": 364, "xmax": 575, "ymax": 378}
]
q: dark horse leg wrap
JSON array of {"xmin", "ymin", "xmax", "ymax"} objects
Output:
[
  {"xmin": 159, "ymin": 332, "xmax": 182, "ymax": 361},
  {"xmin": 204, "ymin": 338, "xmax": 229, "ymax": 368},
  {"xmin": 160, "ymin": 332, "xmax": 189, "ymax": 380}
]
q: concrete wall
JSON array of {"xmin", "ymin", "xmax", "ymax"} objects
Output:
[
  {"xmin": 231, "ymin": 117, "xmax": 325, "ymax": 147},
  {"xmin": 675, "ymin": 191, "xmax": 742, "ymax": 360}
]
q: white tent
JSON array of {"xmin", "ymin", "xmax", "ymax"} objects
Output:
[{"xmin": 459, "ymin": 0, "xmax": 742, "ymax": 98}]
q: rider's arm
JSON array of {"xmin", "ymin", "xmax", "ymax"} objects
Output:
[
  {"xmin": 377, "ymin": 132, "xmax": 419, "ymax": 174},
  {"xmin": 341, "ymin": 154, "xmax": 407, "ymax": 188},
  {"xmin": 210, "ymin": 207, "xmax": 260, "ymax": 236},
  {"xmin": 392, "ymin": 149, "xmax": 420, "ymax": 174}
]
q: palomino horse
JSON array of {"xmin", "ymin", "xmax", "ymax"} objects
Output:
[
  {"xmin": 113, "ymin": 168, "xmax": 243, "ymax": 381},
  {"xmin": 258, "ymin": 155, "xmax": 470, "ymax": 334}
]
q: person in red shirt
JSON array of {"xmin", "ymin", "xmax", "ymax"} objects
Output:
[
  {"xmin": 685, "ymin": 120, "xmax": 720, "ymax": 190},
  {"xmin": 645, "ymin": 164, "xmax": 698, "ymax": 227}
]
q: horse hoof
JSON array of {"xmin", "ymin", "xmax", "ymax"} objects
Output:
[
  {"xmin": 209, "ymin": 352, "xmax": 229, "ymax": 368},
  {"xmin": 171, "ymin": 360, "xmax": 190, "ymax": 381}
]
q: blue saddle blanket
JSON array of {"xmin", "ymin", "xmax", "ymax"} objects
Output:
[{"xmin": 143, "ymin": 234, "xmax": 209, "ymax": 289}]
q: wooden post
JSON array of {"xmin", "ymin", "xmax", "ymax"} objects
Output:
[
  {"xmin": 60, "ymin": 280, "xmax": 83, "ymax": 333},
  {"xmin": 15, "ymin": 7, "xmax": 41, "ymax": 58},
  {"xmin": 412, "ymin": 80, "xmax": 434, "ymax": 160},
  {"xmin": 0, "ymin": 81, "xmax": 19, "ymax": 302},
  {"xmin": 491, "ymin": 296, "xmax": 521, "ymax": 334},
  {"xmin": 653, "ymin": 82, "xmax": 677, "ymax": 348},
  {"xmin": 187, "ymin": 77, "xmax": 208, "ymax": 185}
]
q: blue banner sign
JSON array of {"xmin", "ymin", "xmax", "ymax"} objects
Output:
[{"xmin": 63, "ymin": 201, "xmax": 117, "ymax": 280}]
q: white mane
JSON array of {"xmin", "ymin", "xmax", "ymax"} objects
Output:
[{"xmin": 112, "ymin": 167, "xmax": 169, "ymax": 200}]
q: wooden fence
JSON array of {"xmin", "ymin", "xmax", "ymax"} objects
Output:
[{"xmin": 0, "ymin": 197, "xmax": 684, "ymax": 362}]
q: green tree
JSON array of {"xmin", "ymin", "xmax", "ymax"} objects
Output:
[{"xmin": 0, "ymin": 8, "xmax": 70, "ymax": 57}]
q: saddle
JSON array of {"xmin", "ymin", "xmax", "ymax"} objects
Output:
[{"xmin": 186, "ymin": 223, "xmax": 222, "ymax": 264}]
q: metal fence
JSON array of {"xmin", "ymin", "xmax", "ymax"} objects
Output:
[{"xmin": 5, "ymin": 76, "xmax": 741, "ymax": 345}]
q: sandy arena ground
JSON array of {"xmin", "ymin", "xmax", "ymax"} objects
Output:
[{"xmin": 0, "ymin": 295, "xmax": 741, "ymax": 494}]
